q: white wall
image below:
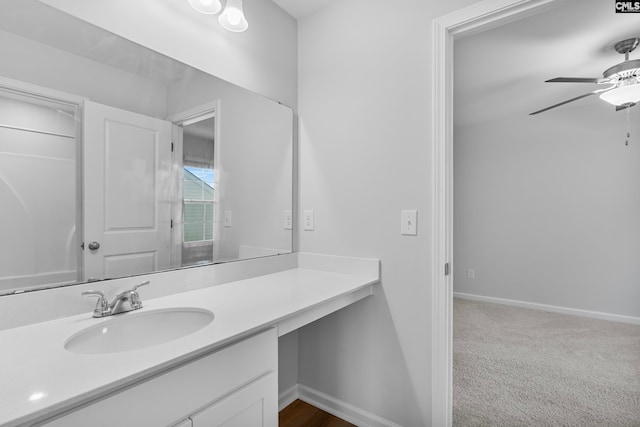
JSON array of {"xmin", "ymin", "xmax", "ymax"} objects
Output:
[
  {"xmin": 0, "ymin": 30, "xmax": 168, "ymax": 118},
  {"xmin": 296, "ymin": 0, "xmax": 478, "ymax": 425},
  {"xmin": 454, "ymin": 115, "xmax": 640, "ymax": 318},
  {"xmin": 39, "ymin": 0, "xmax": 298, "ymax": 108}
]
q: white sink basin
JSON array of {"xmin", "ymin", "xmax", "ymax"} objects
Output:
[{"xmin": 65, "ymin": 308, "xmax": 214, "ymax": 355}]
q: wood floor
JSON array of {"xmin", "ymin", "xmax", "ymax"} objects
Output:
[{"xmin": 279, "ymin": 400, "xmax": 355, "ymax": 427}]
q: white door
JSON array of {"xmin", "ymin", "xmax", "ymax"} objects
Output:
[{"xmin": 83, "ymin": 101, "xmax": 172, "ymax": 281}]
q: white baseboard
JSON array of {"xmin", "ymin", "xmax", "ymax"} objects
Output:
[
  {"xmin": 278, "ymin": 384, "xmax": 401, "ymax": 427},
  {"xmin": 278, "ymin": 385, "xmax": 299, "ymax": 411},
  {"xmin": 454, "ymin": 292, "xmax": 640, "ymax": 325}
]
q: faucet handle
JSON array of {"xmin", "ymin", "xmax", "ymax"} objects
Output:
[
  {"xmin": 82, "ymin": 290, "xmax": 111, "ymax": 318},
  {"xmin": 129, "ymin": 280, "xmax": 150, "ymax": 310},
  {"xmin": 131, "ymin": 280, "xmax": 150, "ymax": 292}
]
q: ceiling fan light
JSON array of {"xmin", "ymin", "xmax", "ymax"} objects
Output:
[
  {"xmin": 188, "ymin": 0, "xmax": 222, "ymax": 15},
  {"xmin": 599, "ymin": 82, "xmax": 640, "ymax": 106},
  {"xmin": 219, "ymin": 0, "xmax": 248, "ymax": 32}
]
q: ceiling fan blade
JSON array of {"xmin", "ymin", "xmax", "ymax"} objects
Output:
[
  {"xmin": 529, "ymin": 92, "xmax": 597, "ymax": 115},
  {"xmin": 546, "ymin": 77, "xmax": 602, "ymax": 83},
  {"xmin": 616, "ymin": 103, "xmax": 636, "ymax": 111}
]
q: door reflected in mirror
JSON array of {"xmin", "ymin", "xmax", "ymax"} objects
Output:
[{"xmin": 0, "ymin": 0, "xmax": 293, "ymax": 295}]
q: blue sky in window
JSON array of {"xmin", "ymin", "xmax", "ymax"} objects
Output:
[{"xmin": 185, "ymin": 166, "xmax": 214, "ymax": 188}]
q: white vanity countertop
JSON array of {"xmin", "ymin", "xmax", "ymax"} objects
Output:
[{"xmin": 0, "ymin": 262, "xmax": 379, "ymax": 426}]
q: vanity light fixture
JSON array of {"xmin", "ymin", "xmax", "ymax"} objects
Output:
[
  {"xmin": 187, "ymin": 0, "xmax": 248, "ymax": 33},
  {"xmin": 188, "ymin": 0, "xmax": 222, "ymax": 15},
  {"xmin": 218, "ymin": 0, "xmax": 249, "ymax": 32}
]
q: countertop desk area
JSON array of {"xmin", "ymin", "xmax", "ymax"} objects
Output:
[{"xmin": 0, "ymin": 253, "xmax": 380, "ymax": 426}]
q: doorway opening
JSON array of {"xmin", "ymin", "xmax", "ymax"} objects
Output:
[
  {"xmin": 430, "ymin": 1, "xmax": 561, "ymax": 425},
  {"xmin": 170, "ymin": 101, "xmax": 221, "ymax": 268}
]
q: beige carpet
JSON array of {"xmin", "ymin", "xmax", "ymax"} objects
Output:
[{"xmin": 453, "ymin": 297, "xmax": 640, "ymax": 426}]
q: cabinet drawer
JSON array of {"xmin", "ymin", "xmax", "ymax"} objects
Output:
[{"xmin": 41, "ymin": 328, "xmax": 277, "ymax": 427}]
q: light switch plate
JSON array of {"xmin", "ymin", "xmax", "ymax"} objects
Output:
[
  {"xmin": 401, "ymin": 210, "xmax": 418, "ymax": 235},
  {"xmin": 284, "ymin": 210, "xmax": 292, "ymax": 230},
  {"xmin": 224, "ymin": 210, "xmax": 232, "ymax": 227},
  {"xmin": 303, "ymin": 210, "xmax": 314, "ymax": 231}
]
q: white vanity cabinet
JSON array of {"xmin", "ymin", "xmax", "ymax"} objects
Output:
[
  {"xmin": 39, "ymin": 328, "xmax": 278, "ymax": 427},
  {"xmin": 188, "ymin": 372, "xmax": 277, "ymax": 426}
]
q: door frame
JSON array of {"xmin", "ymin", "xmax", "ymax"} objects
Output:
[
  {"xmin": 430, "ymin": 0, "xmax": 561, "ymax": 424},
  {"xmin": 167, "ymin": 100, "xmax": 222, "ymax": 266}
]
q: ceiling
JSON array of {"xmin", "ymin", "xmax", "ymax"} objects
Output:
[
  {"xmin": 271, "ymin": 0, "xmax": 335, "ymax": 19},
  {"xmin": 272, "ymin": 0, "xmax": 639, "ymax": 127},
  {"xmin": 454, "ymin": 0, "xmax": 640, "ymax": 128}
]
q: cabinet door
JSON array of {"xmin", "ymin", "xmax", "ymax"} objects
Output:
[
  {"xmin": 191, "ymin": 372, "xmax": 277, "ymax": 427},
  {"xmin": 39, "ymin": 329, "xmax": 277, "ymax": 427}
]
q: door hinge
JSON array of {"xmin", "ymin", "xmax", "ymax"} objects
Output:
[
  {"xmin": 444, "ymin": 262, "xmax": 450, "ymax": 276},
  {"xmin": 170, "ymin": 219, "xmax": 173, "ymax": 229},
  {"xmin": 171, "ymin": 142, "xmax": 174, "ymax": 152}
]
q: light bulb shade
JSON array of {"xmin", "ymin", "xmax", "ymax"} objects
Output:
[
  {"xmin": 188, "ymin": 0, "xmax": 222, "ymax": 15},
  {"xmin": 599, "ymin": 82, "xmax": 640, "ymax": 106},
  {"xmin": 219, "ymin": 0, "xmax": 248, "ymax": 32}
]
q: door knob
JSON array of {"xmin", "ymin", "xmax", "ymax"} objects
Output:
[{"xmin": 88, "ymin": 241, "xmax": 101, "ymax": 250}]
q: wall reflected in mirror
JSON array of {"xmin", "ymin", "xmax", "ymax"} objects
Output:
[{"xmin": 0, "ymin": 0, "xmax": 293, "ymax": 296}]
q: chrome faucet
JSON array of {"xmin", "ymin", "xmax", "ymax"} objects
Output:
[{"xmin": 82, "ymin": 281, "xmax": 150, "ymax": 318}]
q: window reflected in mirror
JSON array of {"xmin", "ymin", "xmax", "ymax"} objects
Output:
[{"xmin": 182, "ymin": 116, "xmax": 216, "ymax": 266}]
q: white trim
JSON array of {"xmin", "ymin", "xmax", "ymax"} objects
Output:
[
  {"xmin": 437, "ymin": 0, "xmax": 560, "ymax": 37},
  {"xmin": 454, "ymin": 292, "xmax": 640, "ymax": 325},
  {"xmin": 279, "ymin": 384, "xmax": 402, "ymax": 427},
  {"xmin": 278, "ymin": 384, "xmax": 299, "ymax": 411},
  {"xmin": 430, "ymin": 12, "xmax": 453, "ymax": 427},
  {"xmin": 166, "ymin": 100, "xmax": 219, "ymax": 124},
  {"xmin": 431, "ymin": 1, "xmax": 562, "ymax": 425},
  {"xmin": 0, "ymin": 75, "xmax": 86, "ymax": 106}
]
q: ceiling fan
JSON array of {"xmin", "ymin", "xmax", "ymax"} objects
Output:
[{"xmin": 530, "ymin": 37, "xmax": 640, "ymax": 115}]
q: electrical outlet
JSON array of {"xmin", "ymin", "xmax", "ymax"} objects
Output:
[
  {"xmin": 467, "ymin": 269, "xmax": 475, "ymax": 280},
  {"xmin": 303, "ymin": 210, "xmax": 314, "ymax": 231},
  {"xmin": 284, "ymin": 210, "xmax": 292, "ymax": 230}
]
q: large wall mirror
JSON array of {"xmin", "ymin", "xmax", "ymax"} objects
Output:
[{"xmin": 0, "ymin": 0, "xmax": 293, "ymax": 296}]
